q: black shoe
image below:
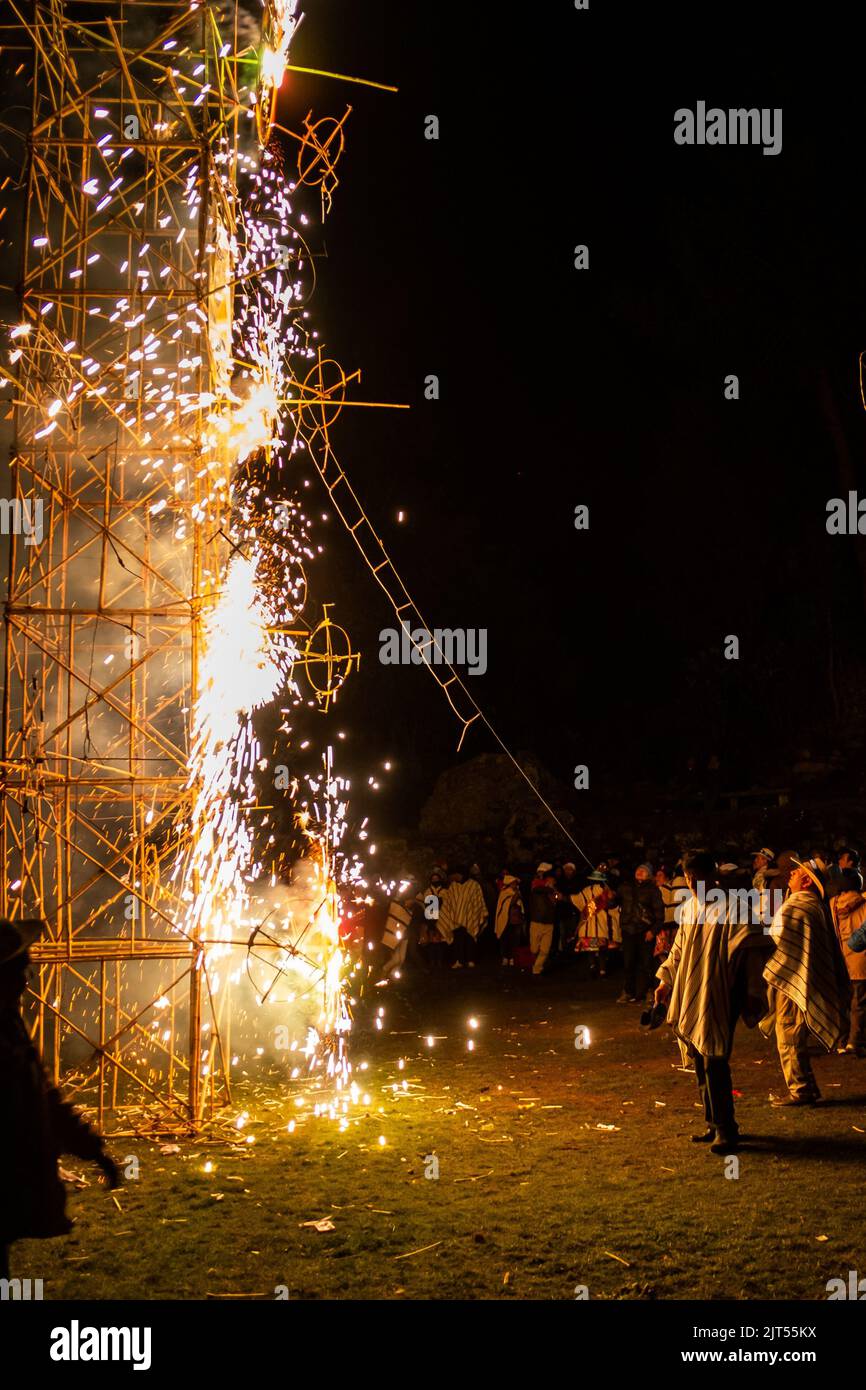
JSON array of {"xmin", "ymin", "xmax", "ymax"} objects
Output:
[
  {"xmin": 690, "ymin": 1129, "xmax": 716, "ymax": 1144},
  {"xmin": 640, "ymin": 1001, "xmax": 667, "ymax": 1029},
  {"xmin": 710, "ymin": 1136, "xmax": 739, "ymax": 1155}
]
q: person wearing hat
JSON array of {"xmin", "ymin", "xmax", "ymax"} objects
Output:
[
  {"xmin": 494, "ymin": 871, "xmax": 525, "ymax": 967},
  {"xmin": 616, "ymin": 863, "xmax": 665, "ymax": 1003},
  {"xmin": 572, "ymin": 870, "xmax": 621, "ymax": 978},
  {"xmin": 654, "ymin": 851, "xmax": 768, "ymax": 1155},
  {"xmin": 752, "ymin": 848, "xmax": 776, "ymax": 889},
  {"xmin": 528, "ymin": 864, "xmax": 561, "ymax": 976},
  {"xmin": 761, "ymin": 859, "xmax": 849, "ymax": 1106},
  {"xmin": 750, "ymin": 847, "xmax": 778, "ymax": 914},
  {"xmin": 751, "ymin": 848, "xmax": 776, "ymax": 882},
  {"xmin": 0, "ymin": 919, "xmax": 120, "ymax": 1281},
  {"xmin": 438, "ymin": 867, "xmax": 488, "ymax": 970},
  {"xmin": 598, "ymin": 856, "xmax": 621, "ymax": 891},
  {"xmin": 825, "ymin": 847, "xmax": 862, "ymax": 902}
]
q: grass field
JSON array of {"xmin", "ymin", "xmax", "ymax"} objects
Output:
[{"xmin": 13, "ymin": 964, "xmax": 866, "ymax": 1301}]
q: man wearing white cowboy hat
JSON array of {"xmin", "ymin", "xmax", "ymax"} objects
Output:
[
  {"xmin": 0, "ymin": 918, "xmax": 120, "ymax": 1281},
  {"xmin": 528, "ymin": 863, "xmax": 561, "ymax": 976},
  {"xmin": 761, "ymin": 858, "xmax": 849, "ymax": 1106}
]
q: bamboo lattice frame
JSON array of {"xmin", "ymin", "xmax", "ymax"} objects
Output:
[{"xmin": 1, "ymin": 0, "xmax": 292, "ymax": 1134}]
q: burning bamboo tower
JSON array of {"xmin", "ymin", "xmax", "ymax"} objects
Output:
[{"xmin": 0, "ymin": 0, "xmax": 357, "ymax": 1132}]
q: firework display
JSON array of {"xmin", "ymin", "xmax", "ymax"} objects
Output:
[
  {"xmin": 4, "ymin": 0, "xmax": 866, "ymax": 1342},
  {"xmin": 0, "ymin": 1, "xmax": 364, "ymax": 1132}
]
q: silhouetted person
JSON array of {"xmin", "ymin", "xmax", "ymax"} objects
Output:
[
  {"xmin": 825, "ymin": 847, "xmax": 862, "ymax": 901},
  {"xmin": 617, "ymin": 863, "xmax": 665, "ymax": 1003},
  {"xmin": 654, "ymin": 851, "xmax": 768, "ymax": 1155},
  {"xmin": 0, "ymin": 919, "xmax": 120, "ymax": 1280}
]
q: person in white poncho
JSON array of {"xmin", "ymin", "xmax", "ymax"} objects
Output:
[
  {"xmin": 494, "ymin": 872, "xmax": 525, "ymax": 967},
  {"xmin": 761, "ymin": 857, "xmax": 848, "ymax": 1106},
  {"xmin": 572, "ymin": 870, "xmax": 621, "ymax": 978},
  {"xmin": 655, "ymin": 851, "xmax": 767, "ymax": 1155},
  {"xmin": 438, "ymin": 867, "xmax": 488, "ymax": 970}
]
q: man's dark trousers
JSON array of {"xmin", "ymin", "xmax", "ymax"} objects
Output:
[
  {"xmin": 622, "ymin": 932, "xmax": 654, "ymax": 999},
  {"xmin": 689, "ymin": 996, "xmax": 743, "ymax": 1141},
  {"xmin": 690, "ymin": 1048, "xmax": 737, "ymax": 1140}
]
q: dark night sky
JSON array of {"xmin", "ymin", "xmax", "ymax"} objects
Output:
[
  {"xmin": 275, "ymin": 2, "xmax": 866, "ymax": 831},
  {"xmin": 7, "ymin": 2, "xmax": 866, "ymax": 835}
]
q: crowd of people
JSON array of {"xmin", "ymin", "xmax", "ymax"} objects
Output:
[
  {"xmin": 3, "ymin": 841, "xmax": 865, "ymax": 1277},
  {"xmin": 380, "ymin": 843, "xmax": 866, "ymax": 1154}
]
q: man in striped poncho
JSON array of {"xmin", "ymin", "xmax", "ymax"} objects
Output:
[
  {"xmin": 438, "ymin": 867, "xmax": 488, "ymax": 969},
  {"xmin": 654, "ymin": 851, "xmax": 768, "ymax": 1155},
  {"xmin": 761, "ymin": 857, "xmax": 848, "ymax": 1106}
]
